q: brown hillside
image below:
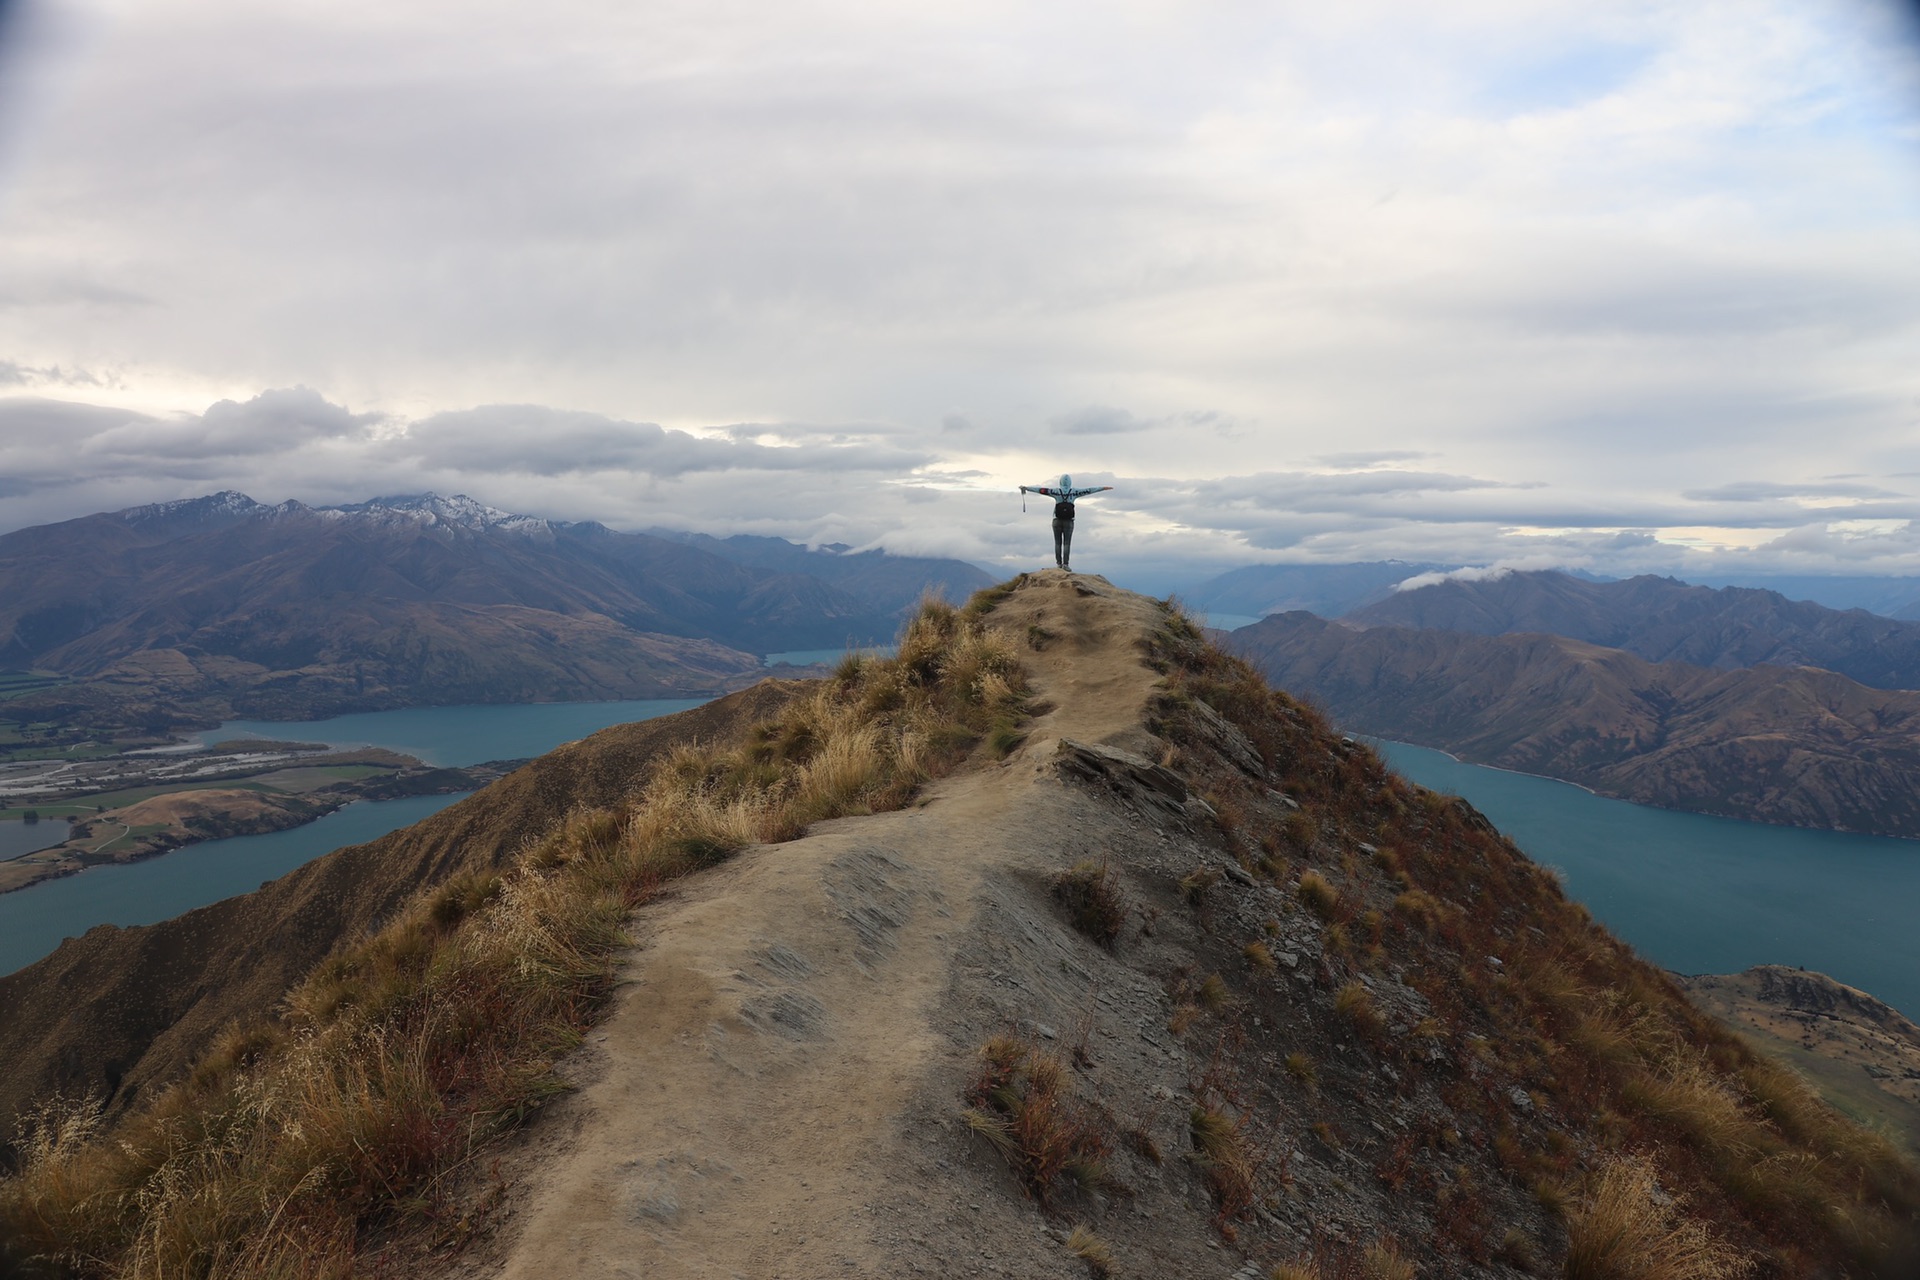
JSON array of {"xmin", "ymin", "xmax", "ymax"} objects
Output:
[
  {"xmin": 1683, "ymin": 967, "xmax": 1920, "ymax": 1162},
  {"xmin": 1230, "ymin": 611, "xmax": 1920, "ymax": 837},
  {"xmin": 0, "ymin": 680, "xmax": 802, "ymax": 1148},
  {"xmin": 1347, "ymin": 569, "xmax": 1920, "ymax": 690},
  {"xmin": 446, "ymin": 577, "xmax": 1919, "ymax": 1279}
]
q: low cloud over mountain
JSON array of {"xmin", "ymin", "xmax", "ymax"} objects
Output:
[{"xmin": 11, "ymin": 389, "xmax": 1920, "ymax": 586}]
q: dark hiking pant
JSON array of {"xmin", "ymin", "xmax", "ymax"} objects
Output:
[{"xmin": 1052, "ymin": 516, "xmax": 1073, "ymax": 568}]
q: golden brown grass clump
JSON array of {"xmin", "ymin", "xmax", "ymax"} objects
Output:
[
  {"xmin": 1065, "ymin": 1223, "xmax": 1116, "ymax": 1278},
  {"xmin": 0, "ymin": 593, "xmax": 1028, "ymax": 1280},
  {"xmin": 1564, "ymin": 1156, "xmax": 1750, "ymax": 1280},
  {"xmin": 1189, "ymin": 1099, "xmax": 1256, "ymax": 1218},
  {"xmin": 1296, "ymin": 868, "xmax": 1340, "ymax": 919},
  {"xmin": 964, "ymin": 1035, "xmax": 1115, "ymax": 1211}
]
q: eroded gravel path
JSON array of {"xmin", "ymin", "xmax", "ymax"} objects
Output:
[{"xmin": 479, "ymin": 572, "xmax": 1179, "ymax": 1280}]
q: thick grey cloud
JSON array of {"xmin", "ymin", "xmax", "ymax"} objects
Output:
[
  {"xmin": 9, "ymin": 384, "xmax": 1920, "ymax": 586},
  {"xmin": 1050, "ymin": 406, "xmax": 1149, "ymax": 436},
  {"xmin": 81, "ymin": 387, "xmax": 382, "ymax": 461}
]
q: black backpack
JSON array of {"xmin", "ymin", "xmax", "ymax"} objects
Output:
[{"xmin": 1054, "ymin": 500, "xmax": 1075, "ymax": 520}]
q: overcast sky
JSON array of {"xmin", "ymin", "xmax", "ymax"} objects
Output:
[{"xmin": 2, "ymin": 0, "xmax": 1919, "ymax": 586}]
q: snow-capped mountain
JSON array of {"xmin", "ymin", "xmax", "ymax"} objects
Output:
[{"xmin": 0, "ymin": 493, "xmax": 991, "ymax": 719}]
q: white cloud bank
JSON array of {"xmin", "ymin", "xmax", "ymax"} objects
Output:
[
  {"xmin": 0, "ymin": 1, "xmax": 1918, "ymax": 584},
  {"xmin": 1391, "ymin": 557, "xmax": 1581, "ymax": 593}
]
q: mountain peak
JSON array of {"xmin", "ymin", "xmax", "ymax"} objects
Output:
[
  {"xmin": 116, "ymin": 490, "xmax": 273, "ymax": 527},
  {"xmin": 319, "ymin": 493, "xmax": 556, "ymax": 535}
]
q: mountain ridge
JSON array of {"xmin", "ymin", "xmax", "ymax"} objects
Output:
[
  {"xmin": 1349, "ymin": 568, "xmax": 1920, "ymax": 690},
  {"xmin": 0, "ymin": 492, "xmax": 991, "ymax": 723},
  {"xmin": 1228, "ymin": 610, "xmax": 1920, "ymax": 837},
  {"xmin": 2, "ymin": 575, "xmax": 1912, "ymax": 1278}
]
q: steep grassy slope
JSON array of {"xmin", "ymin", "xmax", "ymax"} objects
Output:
[
  {"xmin": 2, "ymin": 576, "xmax": 1914, "ymax": 1279},
  {"xmin": 1347, "ymin": 570, "xmax": 1920, "ymax": 690},
  {"xmin": 1230, "ymin": 611, "xmax": 1920, "ymax": 836},
  {"xmin": 0, "ymin": 681, "xmax": 804, "ymax": 1148}
]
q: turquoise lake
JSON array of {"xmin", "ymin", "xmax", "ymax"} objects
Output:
[
  {"xmin": 0, "ymin": 818, "xmax": 69, "ymax": 861},
  {"xmin": 0, "ymin": 793, "xmax": 466, "ymax": 976},
  {"xmin": 1372, "ymin": 740, "xmax": 1920, "ymax": 1019},
  {"xmin": 1, "ymin": 698, "xmax": 706, "ymax": 976},
  {"xmin": 7, "ymin": 697, "xmax": 1919, "ymax": 1021}
]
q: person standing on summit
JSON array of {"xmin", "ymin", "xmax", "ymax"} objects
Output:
[{"xmin": 1019, "ymin": 474, "xmax": 1113, "ymax": 571}]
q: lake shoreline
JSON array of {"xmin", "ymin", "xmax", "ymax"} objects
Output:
[
  {"xmin": 1374, "ymin": 737, "xmax": 1920, "ymax": 1022},
  {"xmin": 1362, "ymin": 732, "xmax": 1920, "ymax": 844},
  {"xmin": 0, "ymin": 761, "xmax": 517, "ymax": 897},
  {"xmin": 0, "ymin": 697, "xmax": 715, "ymax": 976}
]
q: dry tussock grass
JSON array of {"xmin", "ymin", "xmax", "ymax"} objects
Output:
[
  {"xmin": 0, "ymin": 593, "xmax": 1028, "ymax": 1279},
  {"xmin": 1189, "ymin": 1099, "xmax": 1256, "ymax": 1218},
  {"xmin": 1065, "ymin": 1223, "xmax": 1116, "ymax": 1278},
  {"xmin": 1143, "ymin": 593, "xmax": 1920, "ymax": 1274},
  {"xmin": 1565, "ymin": 1156, "xmax": 1750, "ymax": 1280},
  {"xmin": 964, "ymin": 1035, "xmax": 1115, "ymax": 1211}
]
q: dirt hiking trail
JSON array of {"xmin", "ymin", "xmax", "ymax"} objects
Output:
[{"xmin": 465, "ymin": 572, "xmax": 1247, "ymax": 1279}]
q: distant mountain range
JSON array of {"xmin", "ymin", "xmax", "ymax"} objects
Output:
[
  {"xmin": 1182, "ymin": 561, "xmax": 1451, "ymax": 621},
  {"xmin": 1230, "ymin": 612, "xmax": 1920, "ymax": 837},
  {"xmin": 1225, "ymin": 568, "xmax": 1920, "ymax": 837},
  {"xmin": 1347, "ymin": 570, "xmax": 1920, "ymax": 690},
  {"xmin": 0, "ymin": 492, "xmax": 991, "ymax": 720},
  {"xmin": 1184, "ymin": 561, "xmax": 1920, "ymax": 628}
]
